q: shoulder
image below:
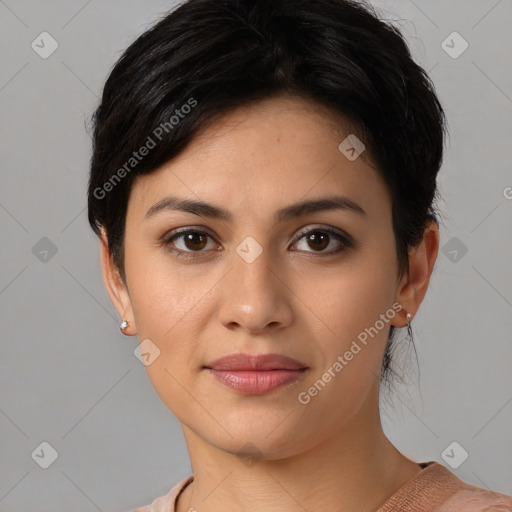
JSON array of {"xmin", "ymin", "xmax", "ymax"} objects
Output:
[
  {"xmin": 132, "ymin": 476, "xmax": 194, "ymax": 512},
  {"xmin": 431, "ymin": 463, "xmax": 512, "ymax": 511},
  {"xmin": 437, "ymin": 487, "xmax": 512, "ymax": 511},
  {"xmin": 378, "ymin": 461, "xmax": 512, "ymax": 512},
  {"xmin": 425, "ymin": 462, "xmax": 512, "ymax": 511}
]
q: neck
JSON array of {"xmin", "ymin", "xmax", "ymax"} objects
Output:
[{"xmin": 176, "ymin": 388, "xmax": 422, "ymax": 512}]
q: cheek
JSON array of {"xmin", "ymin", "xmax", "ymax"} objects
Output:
[
  {"xmin": 313, "ymin": 245, "xmax": 398, "ymax": 340},
  {"xmin": 124, "ymin": 243, "xmax": 224, "ymax": 386},
  {"xmin": 302, "ymin": 238, "xmax": 399, "ymax": 403},
  {"xmin": 124, "ymin": 252, "xmax": 209, "ymax": 418},
  {"xmin": 292, "ymin": 256, "xmax": 398, "ymax": 431},
  {"xmin": 125, "ymin": 240, "xmax": 203, "ymax": 332}
]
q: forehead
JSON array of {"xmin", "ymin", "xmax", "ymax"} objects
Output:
[{"xmin": 128, "ymin": 95, "xmax": 390, "ymax": 225}]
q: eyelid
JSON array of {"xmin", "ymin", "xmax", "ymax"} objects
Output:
[
  {"xmin": 163, "ymin": 225, "xmax": 217, "ymax": 239},
  {"xmin": 290, "ymin": 224, "xmax": 353, "ymax": 244}
]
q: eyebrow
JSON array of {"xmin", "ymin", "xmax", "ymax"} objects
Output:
[{"xmin": 144, "ymin": 194, "xmax": 366, "ymax": 223}]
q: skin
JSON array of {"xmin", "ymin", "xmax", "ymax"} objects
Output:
[{"xmin": 100, "ymin": 94, "xmax": 439, "ymax": 512}]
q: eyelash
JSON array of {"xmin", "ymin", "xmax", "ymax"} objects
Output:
[{"xmin": 162, "ymin": 226, "xmax": 354, "ymax": 260}]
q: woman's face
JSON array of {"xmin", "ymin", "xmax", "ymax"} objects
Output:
[{"xmin": 107, "ymin": 95, "xmax": 415, "ymax": 458}]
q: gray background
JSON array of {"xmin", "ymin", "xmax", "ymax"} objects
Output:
[{"xmin": 1, "ymin": 1, "xmax": 511, "ymax": 511}]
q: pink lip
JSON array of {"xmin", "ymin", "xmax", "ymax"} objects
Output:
[
  {"xmin": 204, "ymin": 353, "xmax": 309, "ymax": 395},
  {"xmin": 205, "ymin": 353, "xmax": 307, "ymax": 371}
]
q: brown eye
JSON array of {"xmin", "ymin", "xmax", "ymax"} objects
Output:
[
  {"xmin": 292, "ymin": 227, "xmax": 353, "ymax": 256},
  {"xmin": 305, "ymin": 231, "xmax": 330, "ymax": 251},
  {"xmin": 164, "ymin": 229, "xmax": 218, "ymax": 258},
  {"xmin": 182, "ymin": 232, "xmax": 208, "ymax": 251}
]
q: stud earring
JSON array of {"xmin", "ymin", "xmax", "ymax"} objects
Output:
[{"xmin": 120, "ymin": 320, "xmax": 129, "ymax": 334}]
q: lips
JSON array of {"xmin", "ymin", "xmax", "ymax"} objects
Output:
[
  {"xmin": 203, "ymin": 353, "xmax": 309, "ymax": 395},
  {"xmin": 204, "ymin": 353, "xmax": 308, "ymax": 371}
]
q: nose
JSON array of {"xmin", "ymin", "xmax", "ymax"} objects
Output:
[{"xmin": 217, "ymin": 242, "xmax": 293, "ymax": 335}]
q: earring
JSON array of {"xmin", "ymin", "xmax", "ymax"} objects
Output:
[
  {"xmin": 406, "ymin": 312, "xmax": 413, "ymax": 340},
  {"xmin": 120, "ymin": 320, "xmax": 129, "ymax": 334}
]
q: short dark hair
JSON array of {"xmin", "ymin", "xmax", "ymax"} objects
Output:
[{"xmin": 87, "ymin": 0, "xmax": 447, "ymax": 385}]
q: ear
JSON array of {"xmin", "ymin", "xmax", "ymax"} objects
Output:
[
  {"xmin": 392, "ymin": 220, "xmax": 439, "ymax": 327},
  {"xmin": 99, "ymin": 228, "xmax": 137, "ymax": 335}
]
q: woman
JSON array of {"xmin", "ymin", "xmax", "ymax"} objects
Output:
[{"xmin": 87, "ymin": 0, "xmax": 512, "ymax": 510}]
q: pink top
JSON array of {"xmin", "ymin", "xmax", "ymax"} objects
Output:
[{"xmin": 133, "ymin": 461, "xmax": 512, "ymax": 512}]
